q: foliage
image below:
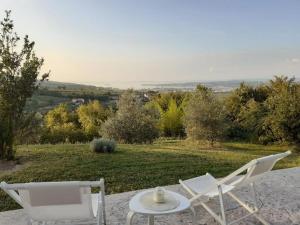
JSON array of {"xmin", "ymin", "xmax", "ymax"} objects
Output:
[
  {"xmin": 224, "ymin": 83, "xmax": 268, "ymax": 139},
  {"xmin": 101, "ymin": 90, "xmax": 159, "ymax": 143},
  {"xmin": 184, "ymin": 85, "xmax": 226, "ymax": 145},
  {"xmin": 224, "ymin": 76, "xmax": 300, "ymax": 144},
  {"xmin": 14, "ymin": 113, "xmax": 43, "ymax": 144},
  {"xmin": 44, "ymin": 104, "xmax": 78, "ymax": 131},
  {"xmin": 90, "ymin": 138, "xmax": 116, "ymax": 153},
  {"xmin": 260, "ymin": 76, "xmax": 300, "ymax": 143},
  {"xmin": 77, "ymin": 100, "xmax": 108, "ymax": 137},
  {"xmin": 238, "ymin": 99, "xmax": 266, "ymax": 141},
  {"xmin": 40, "ymin": 129, "xmax": 91, "ymax": 144},
  {"xmin": 149, "ymin": 92, "xmax": 187, "ymax": 137},
  {"xmin": 0, "ymin": 11, "xmax": 49, "ymax": 159},
  {"xmin": 42, "ymin": 104, "xmax": 89, "ymax": 143},
  {"xmin": 0, "ymin": 140, "xmax": 298, "ymax": 211}
]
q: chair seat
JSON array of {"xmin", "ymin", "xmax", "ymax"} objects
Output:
[{"xmin": 182, "ymin": 173, "xmax": 235, "ymax": 198}]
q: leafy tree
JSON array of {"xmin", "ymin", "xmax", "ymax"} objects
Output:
[
  {"xmin": 101, "ymin": 90, "xmax": 159, "ymax": 143},
  {"xmin": 224, "ymin": 82, "xmax": 268, "ymax": 140},
  {"xmin": 44, "ymin": 104, "xmax": 77, "ymax": 132},
  {"xmin": 152, "ymin": 92, "xmax": 186, "ymax": 111},
  {"xmin": 0, "ymin": 11, "xmax": 49, "ymax": 159},
  {"xmin": 261, "ymin": 76, "xmax": 300, "ymax": 143},
  {"xmin": 149, "ymin": 92, "xmax": 186, "ymax": 137},
  {"xmin": 42, "ymin": 104, "xmax": 88, "ymax": 144},
  {"xmin": 184, "ymin": 85, "xmax": 226, "ymax": 145},
  {"xmin": 159, "ymin": 98, "xmax": 184, "ymax": 137},
  {"xmin": 14, "ymin": 112, "xmax": 43, "ymax": 145},
  {"xmin": 238, "ymin": 99, "xmax": 266, "ymax": 141},
  {"xmin": 77, "ymin": 100, "xmax": 108, "ymax": 136}
]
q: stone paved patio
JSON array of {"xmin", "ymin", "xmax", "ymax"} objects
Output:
[{"xmin": 0, "ymin": 167, "xmax": 299, "ymax": 225}]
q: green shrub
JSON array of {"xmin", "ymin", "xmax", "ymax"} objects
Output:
[
  {"xmin": 40, "ymin": 129, "xmax": 92, "ymax": 144},
  {"xmin": 184, "ymin": 85, "xmax": 226, "ymax": 145},
  {"xmin": 101, "ymin": 90, "xmax": 159, "ymax": 144},
  {"xmin": 90, "ymin": 138, "xmax": 116, "ymax": 153}
]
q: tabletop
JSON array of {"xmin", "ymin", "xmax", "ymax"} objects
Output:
[{"xmin": 129, "ymin": 189, "xmax": 191, "ymax": 215}]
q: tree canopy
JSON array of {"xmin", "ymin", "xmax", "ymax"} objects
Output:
[{"xmin": 0, "ymin": 11, "xmax": 49, "ymax": 159}]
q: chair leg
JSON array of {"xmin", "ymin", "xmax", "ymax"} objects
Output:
[
  {"xmin": 26, "ymin": 218, "xmax": 32, "ymax": 225},
  {"xmin": 97, "ymin": 207, "xmax": 103, "ymax": 225},
  {"xmin": 228, "ymin": 192, "xmax": 270, "ymax": 225},
  {"xmin": 102, "ymin": 202, "xmax": 106, "ymax": 225},
  {"xmin": 190, "ymin": 206, "xmax": 197, "ymax": 225},
  {"xmin": 250, "ymin": 183, "xmax": 258, "ymax": 210},
  {"xmin": 218, "ymin": 185, "xmax": 227, "ymax": 225},
  {"xmin": 148, "ymin": 215, "xmax": 154, "ymax": 225}
]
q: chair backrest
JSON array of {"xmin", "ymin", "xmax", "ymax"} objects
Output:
[
  {"xmin": 246, "ymin": 151, "xmax": 291, "ymax": 179},
  {"xmin": 223, "ymin": 151, "xmax": 291, "ymax": 187},
  {"xmin": 0, "ymin": 180, "xmax": 103, "ymax": 221}
]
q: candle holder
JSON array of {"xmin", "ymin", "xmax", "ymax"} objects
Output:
[{"xmin": 153, "ymin": 187, "xmax": 166, "ymax": 203}]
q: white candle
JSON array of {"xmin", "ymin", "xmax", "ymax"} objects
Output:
[{"xmin": 153, "ymin": 187, "xmax": 165, "ymax": 203}]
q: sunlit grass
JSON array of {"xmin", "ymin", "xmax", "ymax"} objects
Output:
[{"xmin": 0, "ymin": 140, "xmax": 298, "ymax": 211}]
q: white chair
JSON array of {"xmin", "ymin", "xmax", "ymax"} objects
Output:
[
  {"xmin": 179, "ymin": 151, "xmax": 291, "ymax": 225},
  {"xmin": 0, "ymin": 179, "xmax": 106, "ymax": 225}
]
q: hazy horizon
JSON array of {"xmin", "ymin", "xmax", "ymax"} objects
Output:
[{"xmin": 1, "ymin": 0, "xmax": 300, "ymax": 84}]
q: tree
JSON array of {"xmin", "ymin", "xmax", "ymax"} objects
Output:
[
  {"xmin": 101, "ymin": 90, "xmax": 159, "ymax": 143},
  {"xmin": 14, "ymin": 112, "xmax": 43, "ymax": 145},
  {"xmin": 42, "ymin": 104, "xmax": 88, "ymax": 144},
  {"xmin": 77, "ymin": 100, "xmax": 108, "ymax": 136},
  {"xmin": 44, "ymin": 104, "xmax": 77, "ymax": 132},
  {"xmin": 184, "ymin": 85, "xmax": 226, "ymax": 145},
  {"xmin": 0, "ymin": 11, "xmax": 49, "ymax": 159},
  {"xmin": 149, "ymin": 92, "xmax": 186, "ymax": 137},
  {"xmin": 261, "ymin": 76, "xmax": 300, "ymax": 143},
  {"xmin": 158, "ymin": 98, "xmax": 184, "ymax": 137},
  {"xmin": 224, "ymin": 82, "xmax": 268, "ymax": 140},
  {"xmin": 238, "ymin": 99, "xmax": 266, "ymax": 141}
]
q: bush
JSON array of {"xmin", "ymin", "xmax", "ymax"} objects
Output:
[
  {"xmin": 77, "ymin": 100, "xmax": 108, "ymax": 136},
  {"xmin": 184, "ymin": 85, "xmax": 226, "ymax": 145},
  {"xmin": 40, "ymin": 129, "xmax": 92, "ymax": 144},
  {"xmin": 90, "ymin": 138, "xmax": 116, "ymax": 153},
  {"xmin": 101, "ymin": 90, "xmax": 159, "ymax": 143}
]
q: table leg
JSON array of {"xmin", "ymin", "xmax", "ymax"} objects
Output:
[
  {"xmin": 148, "ymin": 215, "xmax": 154, "ymax": 225},
  {"xmin": 126, "ymin": 211, "xmax": 136, "ymax": 225}
]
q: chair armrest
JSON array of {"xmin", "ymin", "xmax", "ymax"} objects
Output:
[{"xmin": 179, "ymin": 179, "xmax": 197, "ymax": 197}]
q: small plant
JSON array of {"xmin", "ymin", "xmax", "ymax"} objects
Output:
[{"xmin": 90, "ymin": 138, "xmax": 116, "ymax": 153}]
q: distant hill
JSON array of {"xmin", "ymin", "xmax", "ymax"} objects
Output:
[
  {"xmin": 142, "ymin": 79, "xmax": 266, "ymax": 92},
  {"xmin": 40, "ymin": 81, "xmax": 97, "ymax": 90}
]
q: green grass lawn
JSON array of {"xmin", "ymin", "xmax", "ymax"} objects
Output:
[{"xmin": 0, "ymin": 140, "xmax": 299, "ymax": 211}]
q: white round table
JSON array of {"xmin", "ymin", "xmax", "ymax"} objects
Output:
[{"xmin": 126, "ymin": 189, "xmax": 196, "ymax": 225}]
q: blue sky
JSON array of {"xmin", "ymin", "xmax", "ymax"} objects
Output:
[{"xmin": 1, "ymin": 0, "xmax": 300, "ymax": 84}]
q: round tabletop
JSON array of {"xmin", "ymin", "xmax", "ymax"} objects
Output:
[{"xmin": 129, "ymin": 189, "xmax": 191, "ymax": 215}]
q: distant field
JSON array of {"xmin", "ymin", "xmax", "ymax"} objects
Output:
[
  {"xmin": 25, "ymin": 94, "xmax": 71, "ymax": 112},
  {"xmin": 0, "ymin": 140, "xmax": 298, "ymax": 211}
]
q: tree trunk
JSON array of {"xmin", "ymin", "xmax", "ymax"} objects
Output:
[
  {"xmin": 0, "ymin": 142, "xmax": 4, "ymax": 159},
  {"xmin": 6, "ymin": 115, "xmax": 15, "ymax": 160},
  {"xmin": 0, "ymin": 115, "xmax": 15, "ymax": 160}
]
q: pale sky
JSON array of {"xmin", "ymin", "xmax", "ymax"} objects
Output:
[{"xmin": 1, "ymin": 0, "xmax": 300, "ymax": 85}]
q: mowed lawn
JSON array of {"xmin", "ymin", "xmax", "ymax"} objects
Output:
[{"xmin": 0, "ymin": 140, "xmax": 299, "ymax": 211}]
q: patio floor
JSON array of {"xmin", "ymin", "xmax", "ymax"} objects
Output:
[{"xmin": 0, "ymin": 167, "xmax": 299, "ymax": 225}]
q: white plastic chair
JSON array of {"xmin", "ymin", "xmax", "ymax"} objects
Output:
[
  {"xmin": 0, "ymin": 179, "xmax": 106, "ymax": 225},
  {"xmin": 179, "ymin": 151, "xmax": 291, "ymax": 225}
]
